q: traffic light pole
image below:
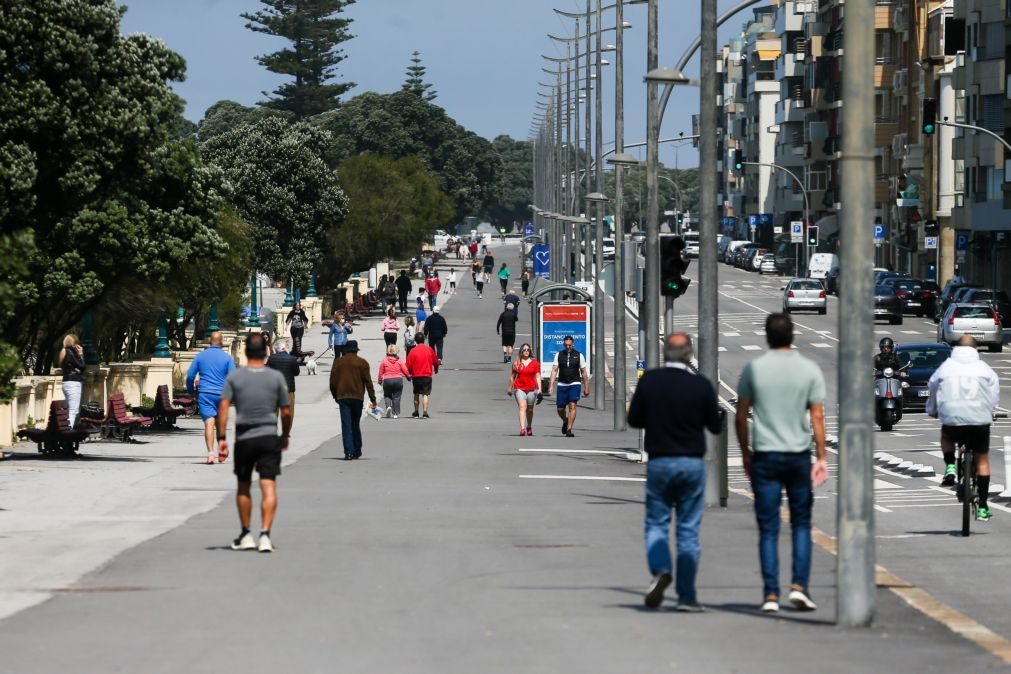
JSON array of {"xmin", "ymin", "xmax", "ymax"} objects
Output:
[{"xmin": 742, "ymin": 161, "xmax": 810, "ymax": 272}]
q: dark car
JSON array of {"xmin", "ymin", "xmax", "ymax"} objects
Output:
[
  {"xmin": 959, "ymin": 288, "xmax": 1011, "ymax": 326},
  {"xmin": 934, "ymin": 282, "xmax": 979, "ymax": 322},
  {"xmin": 874, "ymin": 271, "xmax": 910, "ymax": 285},
  {"xmin": 919, "ymin": 279, "xmax": 940, "ymax": 316},
  {"xmin": 884, "ymin": 279, "xmax": 932, "ymax": 316},
  {"xmin": 874, "ymin": 285, "xmax": 903, "ymax": 325},
  {"xmin": 895, "ymin": 343, "xmax": 952, "ymax": 411}
]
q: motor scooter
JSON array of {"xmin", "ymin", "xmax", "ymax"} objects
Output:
[{"xmin": 874, "ymin": 364, "xmax": 909, "ymax": 431}]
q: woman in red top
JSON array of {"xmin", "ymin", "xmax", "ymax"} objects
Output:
[{"xmin": 507, "ymin": 343, "xmax": 541, "ymax": 436}]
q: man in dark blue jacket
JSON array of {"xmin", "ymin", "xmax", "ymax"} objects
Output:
[{"xmin": 628, "ymin": 332, "xmax": 723, "ymax": 612}]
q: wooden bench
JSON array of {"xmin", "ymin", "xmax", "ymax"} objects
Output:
[
  {"xmin": 131, "ymin": 385, "xmax": 184, "ymax": 428},
  {"xmin": 16, "ymin": 400, "xmax": 94, "ymax": 455}
]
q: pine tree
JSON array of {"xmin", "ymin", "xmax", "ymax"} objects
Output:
[
  {"xmin": 243, "ymin": 0, "xmax": 356, "ymax": 120},
  {"xmin": 402, "ymin": 51, "xmax": 437, "ymax": 101}
]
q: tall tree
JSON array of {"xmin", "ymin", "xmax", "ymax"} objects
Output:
[
  {"xmin": 202, "ymin": 117, "xmax": 347, "ymax": 286},
  {"xmin": 483, "ymin": 135, "xmax": 533, "ymax": 228},
  {"xmin": 243, "ymin": 0, "xmax": 356, "ymax": 120},
  {"xmin": 197, "ymin": 100, "xmax": 289, "ymax": 141},
  {"xmin": 402, "ymin": 51, "xmax": 437, "ymax": 101},
  {"xmin": 0, "ymin": 0, "xmax": 228, "ymax": 375}
]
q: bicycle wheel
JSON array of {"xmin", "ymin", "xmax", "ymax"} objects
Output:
[{"xmin": 961, "ymin": 450, "xmax": 973, "ymax": 537}]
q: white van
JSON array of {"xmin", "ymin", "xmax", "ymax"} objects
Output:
[
  {"xmin": 682, "ymin": 231, "xmax": 700, "ymax": 258},
  {"xmin": 807, "ymin": 253, "xmax": 839, "ymax": 280},
  {"xmin": 725, "ymin": 240, "xmax": 751, "ymax": 264}
]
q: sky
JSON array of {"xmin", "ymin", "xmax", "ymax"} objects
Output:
[{"xmin": 118, "ymin": 1, "xmax": 756, "ymax": 170}]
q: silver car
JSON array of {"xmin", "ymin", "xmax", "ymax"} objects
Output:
[
  {"xmin": 938, "ymin": 303, "xmax": 1004, "ymax": 352},
  {"xmin": 759, "ymin": 253, "xmax": 777, "ymax": 274},
  {"xmin": 783, "ymin": 278, "xmax": 827, "ymax": 314}
]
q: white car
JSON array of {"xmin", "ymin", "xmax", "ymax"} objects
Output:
[
  {"xmin": 783, "ymin": 278, "xmax": 827, "ymax": 314},
  {"xmin": 759, "ymin": 253, "xmax": 777, "ymax": 274},
  {"xmin": 682, "ymin": 232, "xmax": 700, "ymax": 258}
]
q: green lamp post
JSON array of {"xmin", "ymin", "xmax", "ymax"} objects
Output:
[
  {"xmin": 81, "ymin": 311, "xmax": 100, "ymax": 366},
  {"xmin": 307, "ymin": 272, "xmax": 318, "ymax": 298},
  {"xmin": 246, "ymin": 273, "xmax": 260, "ymax": 328},
  {"xmin": 153, "ymin": 313, "xmax": 172, "ymax": 358},
  {"xmin": 283, "ymin": 276, "xmax": 294, "ymax": 307},
  {"xmin": 206, "ymin": 300, "xmax": 220, "ymax": 337}
]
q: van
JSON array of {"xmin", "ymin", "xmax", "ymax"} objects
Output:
[
  {"xmin": 682, "ymin": 231, "xmax": 700, "ymax": 258},
  {"xmin": 807, "ymin": 253, "xmax": 839, "ymax": 280},
  {"xmin": 725, "ymin": 240, "xmax": 751, "ymax": 265}
]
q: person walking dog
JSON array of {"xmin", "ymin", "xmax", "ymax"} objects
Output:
[
  {"xmin": 628, "ymin": 333, "xmax": 723, "ymax": 611},
  {"xmin": 735, "ymin": 313, "xmax": 827, "ymax": 614},
  {"xmin": 329, "ymin": 340, "xmax": 379, "ymax": 460}
]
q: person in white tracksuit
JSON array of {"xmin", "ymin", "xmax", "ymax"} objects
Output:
[{"xmin": 926, "ymin": 335, "xmax": 1001, "ymax": 520}]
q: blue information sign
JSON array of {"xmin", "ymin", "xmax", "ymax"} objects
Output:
[
  {"xmin": 873, "ymin": 224, "xmax": 885, "ymax": 240},
  {"xmin": 956, "ymin": 233, "xmax": 969, "ymax": 251},
  {"xmin": 524, "ymin": 222, "xmax": 534, "ymax": 237},
  {"xmin": 531, "ymin": 243, "xmax": 551, "ymax": 278}
]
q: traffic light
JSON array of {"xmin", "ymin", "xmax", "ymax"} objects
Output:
[
  {"xmin": 660, "ymin": 235, "xmax": 691, "ymax": 298},
  {"xmin": 922, "ymin": 98, "xmax": 937, "ymax": 135},
  {"xmin": 732, "ymin": 149, "xmax": 744, "ymax": 175},
  {"xmin": 924, "ymin": 219, "xmax": 938, "ymax": 236},
  {"xmin": 806, "ymin": 225, "xmax": 819, "ymax": 248}
]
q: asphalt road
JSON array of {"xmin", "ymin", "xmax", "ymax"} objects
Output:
[{"xmin": 0, "ymin": 246, "xmax": 1006, "ymax": 671}]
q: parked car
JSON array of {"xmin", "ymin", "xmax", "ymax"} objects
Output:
[
  {"xmin": 735, "ymin": 244, "xmax": 760, "ymax": 269},
  {"xmin": 873, "ymin": 285, "xmax": 904, "ymax": 325},
  {"xmin": 743, "ymin": 248, "xmax": 763, "ymax": 272},
  {"xmin": 759, "ymin": 253, "xmax": 777, "ymax": 274},
  {"xmin": 874, "ymin": 270, "xmax": 910, "ymax": 285},
  {"xmin": 959, "ymin": 288, "xmax": 1011, "ymax": 326},
  {"xmin": 725, "ymin": 240, "xmax": 751, "ymax": 265},
  {"xmin": 885, "ymin": 279, "xmax": 931, "ymax": 317},
  {"xmin": 919, "ymin": 279, "xmax": 940, "ymax": 316},
  {"xmin": 682, "ymin": 232, "xmax": 700, "ymax": 258},
  {"xmin": 807, "ymin": 253, "xmax": 839, "ymax": 280},
  {"xmin": 718, "ymin": 235, "xmax": 733, "ymax": 261},
  {"xmin": 749, "ymin": 248, "xmax": 769, "ymax": 271},
  {"xmin": 938, "ymin": 303, "xmax": 1003, "ymax": 351},
  {"xmin": 934, "ymin": 282, "xmax": 979, "ymax": 322},
  {"xmin": 895, "ymin": 343, "xmax": 952, "ymax": 411},
  {"xmin": 783, "ymin": 278, "xmax": 827, "ymax": 314}
]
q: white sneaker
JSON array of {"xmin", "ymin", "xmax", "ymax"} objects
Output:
[
  {"xmin": 258, "ymin": 534, "xmax": 273, "ymax": 553},
  {"xmin": 760, "ymin": 596, "xmax": 780, "ymax": 613},
  {"xmin": 231, "ymin": 532, "xmax": 256, "ymax": 551},
  {"xmin": 788, "ymin": 588, "xmax": 817, "ymax": 611},
  {"xmin": 384, "ymin": 406, "xmax": 392, "ymax": 418},
  {"xmin": 392, "ymin": 414, "xmax": 399, "ymax": 419}
]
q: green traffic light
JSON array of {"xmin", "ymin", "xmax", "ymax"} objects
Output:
[{"xmin": 923, "ymin": 123, "xmax": 935, "ymax": 134}]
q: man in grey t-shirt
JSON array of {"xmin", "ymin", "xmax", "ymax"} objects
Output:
[
  {"xmin": 735, "ymin": 313, "xmax": 827, "ymax": 615},
  {"xmin": 217, "ymin": 333, "xmax": 292, "ymax": 554}
]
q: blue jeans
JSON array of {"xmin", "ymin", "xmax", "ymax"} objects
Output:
[
  {"xmin": 337, "ymin": 399, "xmax": 364, "ymax": 457},
  {"xmin": 644, "ymin": 456, "xmax": 706, "ymax": 604},
  {"xmin": 751, "ymin": 451, "xmax": 813, "ymax": 598}
]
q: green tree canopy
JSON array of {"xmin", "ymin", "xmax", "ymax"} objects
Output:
[
  {"xmin": 202, "ymin": 117, "xmax": 347, "ymax": 285},
  {"xmin": 197, "ymin": 100, "xmax": 290, "ymax": 141},
  {"xmin": 243, "ymin": 0, "xmax": 356, "ymax": 119},
  {"xmin": 603, "ymin": 166, "xmax": 698, "ymax": 229},
  {"xmin": 402, "ymin": 51, "xmax": 437, "ymax": 101},
  {"xmin": 321, "ymin": 154, "xmax": 454, "ymax": 285},
  {"xmin": 483, "ymin": 135, "xmax": 533, "ymax": 229},
  {"xmin": 318, "ymin": 91, "xmax": 501, "ymax": 222},
  {"xmin": 0, "ymin": 0, "xmax": 228, "ymax": 375}
]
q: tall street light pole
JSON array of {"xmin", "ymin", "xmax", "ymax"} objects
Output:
[
  {"xmin": 643, "ymin": 0, "xmax": 659, "ymax": 368},
  {"xmin": 608, "ymin": 0, "xmax": 629, "ymax": 431},
  {"xmin": 592, "ymin": 0, "xmax": 606, "ymax": 413}
]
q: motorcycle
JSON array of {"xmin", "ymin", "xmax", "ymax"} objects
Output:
[{"xmin": 874, "ymin": 364, "xmax": 909, "ymax": 431}]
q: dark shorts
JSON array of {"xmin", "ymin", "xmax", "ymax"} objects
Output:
[
  {"xmin": 942, "ymin": 425, "xmax": 990, "ymax": 454},
  {"xmin": 501, "ymin": 333, "xmax": 516, "ymax": 347},
  {"xmin": 413, "ymin": 376, "xmax": 433, "ymax": 396},
  {"xmin": 556, "ymin": 384, "xmax": 581, "ymax": 407},
  {"xmin": 234, "ymin": 435, "xmax": 282, "ymax": 482}
]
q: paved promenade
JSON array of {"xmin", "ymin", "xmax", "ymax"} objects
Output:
[{"xmin": 0, "ymin": 247, "xmax": 1003, "ymax": 671}]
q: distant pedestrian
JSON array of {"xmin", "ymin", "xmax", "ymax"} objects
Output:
[
  {"xmin": 381, "ymin": 307, "xmax": 400, "ymax": 346},
  {"xmin": 187, "ymin": 331, "xmax": 236, "ymax": 464},
  {"xmin": 328, "ymin": 311, "xmax": 351, "ymax": 358},
  {"xmin": 403, "ymin": 315, "xmax": 417, "ymax": 357},
  {"xmin": 285, "ymin": 301, "xmax": 309, "ymax": 356},
  {"xmin": 382, "ymin": 278, "xmax": 397, "ymax": 313},
  {"xmin": 405, "ymin": 332, "xmax": 440, "ymax": 419},
  {"xmin": 329, "ymin": 340, "xmax": 379, "ymax": 460},
  {"xmin": 548, "ymin": 336, "xmax": 589, "ymax": 437},
  {"xmin": 498, "ymin": 263, "xmax": 511, "ymax": 296},
  {"xmin": 396, "ymin": 270, "xmax": 413, "ymax": 313},
  {"xmin": 447, "ymin": 269, "xmax": 457, "ymax": 294},
  {"xmin": 469, "ymin": 241, "xmax": 479, "ymax": 258},
  {"xmin": 267, "ymin": 339, "xmax": 299, "ymax": 424},
  {"xmin": 497, "ymin": 303, "xmax": 519, "ymax": 363},
  {"xmin": 475, "ymin": 269, "xmax": 486, "ymax": 298},
  {"xmin": 425, "ymin": 273, "xmax": 441, "ymax": 310},
  {"xmin": 423, "ymin": 305, "xmax": 449, "ymax": 363},
  {"xmin": 471, "ymin": 258, "xmax": 481, "ymax": 285},
  {"xmin": 735, "ymin": 313, "xmax": 827, "ymax": 614},
  {"xmin": 416, "ymin": 290, "xmax": 428, "ymax": 326},
  {"xmin": 504, "ymin": 291, "xmax": 520, "ymax": 311},
  {"xmin": 951, "ymin": 266, "xmax": 965, "ymax": 285},
  {"xmin": 507, "ymin": 343, "xmax": 541, "ymax": 436},
  {"xmin": 628, "ymin": 333, "xmax": 723, "ymax": 611},
  {"xmin": 483, "ymin": 251, "xmax": 495, "ymax": 275},
  {"xmin": 521, "ymin": 269, "xmax": 532, "ymax": 297},
  {"xmin": 59, "ymin": 334, "xmax": 86, "ymax": 428},
  {"xmin": 217, "ymin": 333, "xmax": 291, "ymax": 553},
  {"xmin": 378, "ymin": 344, "xmax": 412, "ymax": 419}
]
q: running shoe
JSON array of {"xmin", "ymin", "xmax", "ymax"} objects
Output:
[
  {"xmin": 231, "ymin": 532, "xmax": 256, "ymax": 551},
  {"xmin": 977, "ymin": 507, "xmax": 992, "ymax": 521},
  {"xmin": 760, "ymin": 595, "xmax": 780, "ymax": 613},
  {"xmin": 566, "ymin": 431, "xmax": 575, "ymax": 438},
  {"xmin": 258, "ymin": 533, "xmax": 274, "ymax": 553},
  {"xmin": 384, "ymin": 406, "xmax": 392, "ymax": 418},
  {"xmin": 526, "ymin": 427, "xmax": 533, "ymax": 436},
  {"xmin": 412, "ymin": 411, "xmax": 420, "ymax": 418},
  {"xmin": 423, "ymin": 412, "xmax": 431, "ymax": 419},
  {"xmin": 675, "ymin": 602, "xmax": 705, "ymax": 613},
  {"xmin": 519, "ymin": 428, "xmax": 527, "ymax": 437},
  {"xmin": 942, "ymin": 463, "xmax": 957, "ymax": 486},
  {"xmin": 562, "ymin": 422, "xmax": 568, "ymax": 435},
  {"xmin": 788, "ymin": 586, "xmax": 817, "ymax": 611},
  {"xmin": 644, "ymin": 572, "xmax": 672, "ymax": 609}
]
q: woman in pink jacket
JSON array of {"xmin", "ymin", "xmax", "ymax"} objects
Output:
[
  {"xmin": 377, "ymin": 344, "xmax": 412, "ymax": 418},
  {"xmin": 381, "ymin": 307, "xmax": 400, "ymax": 346}
]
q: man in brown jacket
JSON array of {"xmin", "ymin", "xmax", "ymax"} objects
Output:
[{"xmin": 329, "ymin": 340, "xmax": 378, "ymax": 460}]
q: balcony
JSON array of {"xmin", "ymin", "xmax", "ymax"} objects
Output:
[
  {"xmin": 776, "ymin": 52, "xmax": 806, "ymax": 80},
  {"xmin": 775, "ymin": 96, "xmax": 810, "ymax": 124}
]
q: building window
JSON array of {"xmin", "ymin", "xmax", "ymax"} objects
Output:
[
  {"xmin": 874, "ymin": 90, "xmax": 896, "ymax": 122},
  {"xmin": 875, "ymin": 30, "xmax": 897, "ymax": 65},
  {"xmin": 982, "ymin": 95, "xmax": 1004, "ymax": 132},
  {"xmin": 982, "ymin": 22, "xmax": 1003, "ymax": 60},
  {"xmin": 987, "ymin": 167, "xmax": 1004, "ymax": 201}
]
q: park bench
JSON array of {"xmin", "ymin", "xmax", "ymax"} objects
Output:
[
  {"xmin": 130, "ymin": 385, "xmax": 184, "ymax": 428},
  {"xmin": 16, "ymin": 400, "xmax": 95, "ymax": 456},
  {"xmin": 79, "ymin": 392, "xmax": 152, "ymax": 442},
  {"xmin": 172, "ymin": 389, "xmax": 197, "ymax": 418}
]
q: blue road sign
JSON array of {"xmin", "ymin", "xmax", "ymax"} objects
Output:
[
  {"xmin": 748, "ymin": 215, "xmax": 758, "ymax": 226},
  {"xmin": 873, "ymin": 224, "xmax": 885, "ymax": 240},
  {"xmin": 531, "ymin": 243, "xmax": 551, "ymax": 278},
  {"xmin": 956, "ymin": 233, "xmax": 969, "ymax": 251},
  {"xmin": 524, "ymin": 222, "xmax": 534, "ymax": 237}
]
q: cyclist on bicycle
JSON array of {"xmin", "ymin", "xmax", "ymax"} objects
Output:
[{"xmin": 926, "ymin": 335, "xmax": 1001, "ymax": 521}]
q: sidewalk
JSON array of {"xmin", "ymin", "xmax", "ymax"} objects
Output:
[{"xmin": 0, "ymin": 248, "xmax": 1002, "ymax": 671}]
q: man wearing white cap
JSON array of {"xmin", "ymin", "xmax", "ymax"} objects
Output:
[{"xmin": 422, "ymin": 305, "xmax": 449, "ymax": 363}]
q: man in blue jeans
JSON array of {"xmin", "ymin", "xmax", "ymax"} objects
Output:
[
  {"xmin": 328, "ymin": 341, "xmax": 378, "ymax": 460},
  {"xmin": 628, "ymin": 333, "xmax": 722, "ymax": 611},
  {"xmin": 736, "ymin": 313, "xmax": 828, "ymax": 613}
]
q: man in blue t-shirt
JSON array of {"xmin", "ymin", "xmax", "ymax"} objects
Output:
[{"xmin": 186, "ymin": 331, "xmax": 236, "ymax": 464}]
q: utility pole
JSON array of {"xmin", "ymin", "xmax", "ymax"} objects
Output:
[
  {"xmin": 611, "ymin": 0, "xmax": 627, "ymax": 431},
  {"xmin": 593, "ymin": 0, "xmax": 606, "ymax": 413},
  {"xmin": 643, "ymin": 0, "xmax": 660, "ymax": 368},
  {"xmin": 837, "ymin": 0, "xmax": 875, "ymax": 628}
]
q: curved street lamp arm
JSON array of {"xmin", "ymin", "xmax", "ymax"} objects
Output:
[
  {"xmin": 742, "ymin": 160, "xmax": 810, "ymax": 233},
  {"xmin": 938, "ymin": 119, "xmax": 1011, "ymax": 154}
]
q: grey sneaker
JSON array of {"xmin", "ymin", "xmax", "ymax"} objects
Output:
[
  {"xmin": 644, "ymin": 572, "xmax": 672, "ymax": 609},
  {"xmin": 231, "ymin": 532, "xmax": 256, "ymax": 551},
  {"xmin": 258, "ymin": 534, "xmax": 274, "ymax": 553},
  {"xmin": 675, "ymin": 601, "xmax": 705, "ymax": 613}
]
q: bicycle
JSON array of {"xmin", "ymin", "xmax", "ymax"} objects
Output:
[{"xmin": 955, "ymin": 412, "xmax": 1007, "ymax": 537}]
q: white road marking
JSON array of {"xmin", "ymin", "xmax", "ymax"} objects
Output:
[
  {"xmin": 718, "ymin": 346, "xmax": 728, "ymax": 352},
  {"xmin": 519, "ymin": 474, "xmax": 646, "ymax": 482},
  {"xmin": 723, "ymin": 332, "xmax": 741, "ymax": 337},
  {"xmin": 875, "ymin": 479, "xmax": 904, "ymax": 490},
  {"xmin": 741, "ymin": 345, "xmax": 762, "ymax": 351},
  {"xmin": 518, "ymin": 449, "xmax": 632, "ymax": 455},
  {"xmin": 811, "ymin": 342, "xmax": 832, "ymax": 348}
]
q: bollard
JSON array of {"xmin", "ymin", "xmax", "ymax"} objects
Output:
[{"xmin": 1000, "ymin": 436, "xmax": 1011, "ymax": 498}]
